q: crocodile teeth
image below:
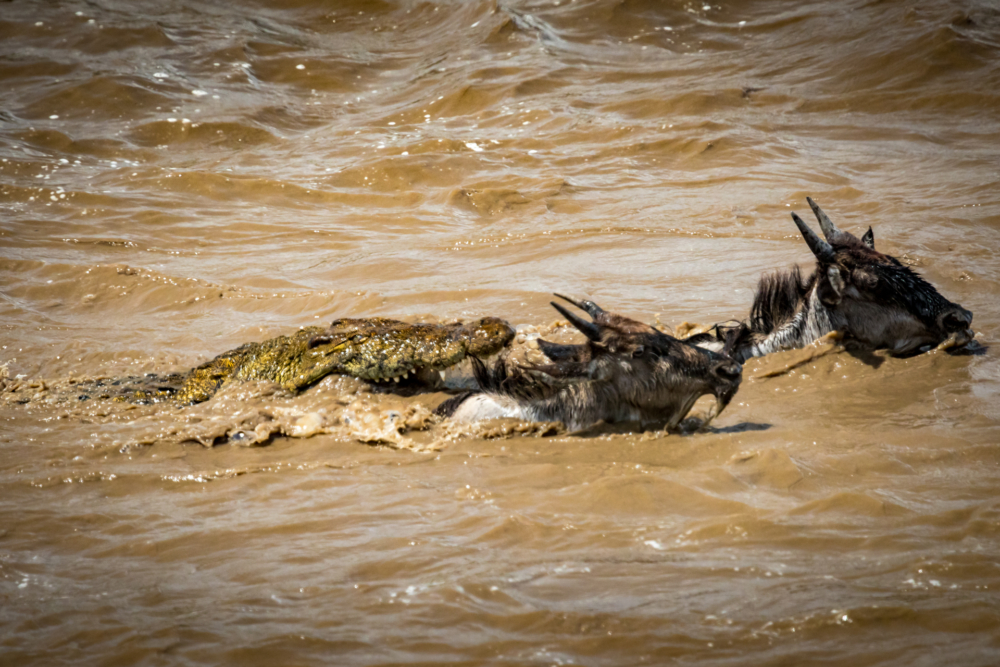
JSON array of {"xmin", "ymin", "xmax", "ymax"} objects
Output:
[
  {"xmin": 392, "ymin": 376, "xmax": 399, "ymax": 383},
  {"xmin": 439, "ymin": 371, "xmax": 446, "ymax": 381}
]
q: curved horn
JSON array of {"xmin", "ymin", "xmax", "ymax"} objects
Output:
[
  {"xmin": 550, "ymin": 302, "xmax": 601, "ymax": 342},
  {"xmin": 553, "ymin": 293, "xmax": 605, "ymax": 318},
  {"xmin": 791, "ymin": 212, "xmax": 836, "ymax": 263},
  {"xmin": 806, "ymin": 197, "xmax": 843, "ymax": 241}
]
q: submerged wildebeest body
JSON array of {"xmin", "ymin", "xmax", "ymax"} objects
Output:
[
  {"xmin": 438, "ymin": 295, "xmax": 742, "ymax": 431},
  {"xmin": 694, "ymin": 198, "xmax": 975, "ymax": 363}
]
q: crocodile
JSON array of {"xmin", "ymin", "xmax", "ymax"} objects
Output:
[{"xmin": 4, "ymin": 316, "xmax": 515, "ymax": 406}]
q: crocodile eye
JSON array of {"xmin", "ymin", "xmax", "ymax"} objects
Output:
[{"xmin": 631, "ymin": 345, "xmax": 645, "ymax": 358}]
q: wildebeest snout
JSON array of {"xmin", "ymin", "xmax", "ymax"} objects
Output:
[
  {"xmin": 710, "ymin": 358, "xmax": 742, "ymax": 405},
  {"xmin": 938, "ymin": 306, "xmax": 973, "ymax": 334}
]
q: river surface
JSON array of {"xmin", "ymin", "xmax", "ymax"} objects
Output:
[{"xmin": 2, "ymin": 0, "xmax": 1000, "ymax": 665}]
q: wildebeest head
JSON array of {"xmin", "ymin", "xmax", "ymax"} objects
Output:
[
  {"xmin": 443, "ymin": 295, "xmax": 742, "ymax": 431},
  {"xmin": 791, "ymin": 198, "xmax": 974, "ymax": 356},
  {"xmin": 546, "ymin": 294, "xmax": 742, "ymax": 428}
]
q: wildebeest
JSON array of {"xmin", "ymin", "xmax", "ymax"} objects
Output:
[
  {"xmin": 694, "ymin": 198, "xmax": 975, "ymax": 362},
  {"xmin": 438, "ymin": 295, "xmax": 743, "ymax": 432}
]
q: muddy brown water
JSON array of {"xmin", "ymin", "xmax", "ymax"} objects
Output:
[{"xmin": 2, "ymin": 1, "xmax": 1000, "ymax": 665}]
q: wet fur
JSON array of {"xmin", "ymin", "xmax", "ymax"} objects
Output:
[{"xmin": 442, "ymin": 298, "xmax": 742, "ymax": 431}]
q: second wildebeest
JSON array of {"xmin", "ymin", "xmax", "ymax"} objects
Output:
[{"xmin": 439, "ymin": 295, "xmax": 742, "ymax": 432}]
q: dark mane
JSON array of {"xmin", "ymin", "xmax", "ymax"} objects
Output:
[
  {"xmin": 718, "ymin": 265, "xmax": 815, "ymax": 359},
  {"xmin": 748, "ymin": 265, "xmax": 814, "ymax": 335},
  {"xmin": 869, "ymin": 261, "xmax": 946, "ymax": 327}
]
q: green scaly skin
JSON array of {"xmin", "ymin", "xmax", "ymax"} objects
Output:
[
  {"xmin": 171, "ymin": 326, "xmax": 327, "ymax": 404},
  {"xmin": 299, "ymin": 317, "xmax": 516, "ymax": 383},
  {"xmin": 45, "ymin": 316, "xmax": 515, "ymax": 406}
]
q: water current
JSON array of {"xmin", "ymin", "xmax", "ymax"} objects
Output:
[{"xmin": 2, "ymin": 0, "xmax": 1000, "ymax": 664}]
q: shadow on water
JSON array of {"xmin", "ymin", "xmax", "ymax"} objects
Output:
[
  {"xmin": 705, "ymin": 421, "xmax": 772, "ymax": 434},
  {"xmin": 570, "ymin": 420, "xmax": 772, "ymax": 438},
  {"xmin": 847, "ymin": 340, "xmax": 987, "ymax": 368},
  {"xmin": 845, "ymin": 345, "xmax": 887, "ymax": 369},
  {"xmin": 946, "ymin": 340, "xmax": 988, "ymax": 356}
]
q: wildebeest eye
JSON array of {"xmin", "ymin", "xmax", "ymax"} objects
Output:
[
  {"xmin": 852, "ymin": 269, "xmax": 878, "ymax": 290},
  {"xmin": 940, "ymin": 309, "xmax": 972, "ymax": 333},
  {"xmin": 713, "ymin": 361, "xmax": 742, "ymax": 380},
  {"xmin": 631, "ymin": 345, "xmax": 645, "ymax": 358}
]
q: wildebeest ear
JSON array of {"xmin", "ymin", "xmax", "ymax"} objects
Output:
[
  {"xmin": 818, "ymin": 266, "xmax": 845, "ymax": 306},
  {"xmin": 861, "ymin": 226, "xmax": 875, "ymax": 249},
  {"xmin": 537, "ymin": 339, "xmax": 587, "ymax": 363}
]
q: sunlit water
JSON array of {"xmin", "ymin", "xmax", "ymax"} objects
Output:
[{"xmin": 2, "ymin": 1, "xmax": 1000, "ymax": 664}]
